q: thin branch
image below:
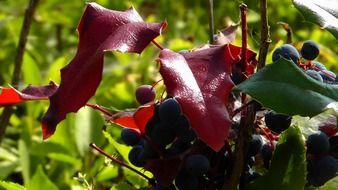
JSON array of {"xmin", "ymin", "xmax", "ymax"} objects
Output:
[
  {"xmin": 151, "ymin": 40, "xmax": 164, "ymax": 50},
  {"xmin": 240, "ymin": 4, "xmax": 248, "ymax": 73},
  {"xmin": 208, "ymin": 0, "xmax": 215, "ymax": 44},
  {"xmin": 257, "ymin": 0, "xmax": 271, "ymax": 70},
  {"xmin": 223, "ymin": 103, "xmax": 258, "ymax": 190},
  {"xmin": 277, "ymin": 22, "xmax": 292, "ymax": 44},
  {"xmin": 85, "ymin": 103, "xmax": 113, "ymax": 117},
  {"xmin": 0, "ymin": 0, "xmax": 40, "ymax": 144},
  {"xmin": 90, "ymin": 143, "xmax": 156, "ymax": 186}
]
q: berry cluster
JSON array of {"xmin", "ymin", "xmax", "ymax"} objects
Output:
[
  {"xmin": 306, "ymin": 132, "xmax": 338, "ymax": 186},
  {"xmin": 259, "ymin": 109, "xmax": 338, "ymax": 187},
  {"xmin": 121, "ymin": 85, "xmax": 218, "ymax": 189},
  {"xmin": 272, "ymin": 40, "xmax": 337, "ymax": 83},
  {"xmin": 118, "ymin": 39, "xmax": 338, "ymax": 189}
]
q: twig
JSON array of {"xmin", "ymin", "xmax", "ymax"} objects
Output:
[
  {"xmin": 89, "ymin": 143, "xmax": 156, "ymax": 186},
  {"xmin": 257, "ymin": 0, "xmax": 271, "ymax": 70},
  {"xmin": 0, "ymin": 0, "xmax": 40, "ymax": 144},
  {"xmin": 240, "ymin": 4, "xmax": 248, "ymax": 73},
  {"xmin": 231, "ymin": 100, "xmax": 255, "ymax": 117},
  {"xmin": 277, "ymin": 22, "xmax": 292, "ymax": 44},
  {"xmin": 85, "ymin": 103, "xmax": 113, "ymax": 117},
  {"xmin": 223, "ymin": 103, "xmax": 258, "ymax": 190},
  {"xmin": 151, "ymin": 40, "xmax": 164, "ymax": 50},
  {"xmin": 208, "ymin": 0, "xmax": 215, "ymax": 44}
]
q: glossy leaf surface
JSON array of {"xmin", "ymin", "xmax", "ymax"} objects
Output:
[
  {"xmin": 41, "ymin": 3, "xmax": 166, "ymax": 139},
  {"xmin": 158, "ymin": 45, "xmax": 256, "ymax": 151},
  {"xmin": 235, "ymin": 58, "xmax": 338, "ymax": 117}
]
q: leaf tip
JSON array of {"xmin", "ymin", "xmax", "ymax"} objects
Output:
[{"xmin": 41, "ymin": 114, "xmax": 57, "ymax": 140}]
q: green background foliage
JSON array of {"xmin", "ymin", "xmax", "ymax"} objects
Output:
[{"xmin": 0, "ymin": 0, "xmax": 337, "ymax": 189}]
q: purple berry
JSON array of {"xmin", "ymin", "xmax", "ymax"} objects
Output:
[{"xmin": 135, "ymin": 85, "xmax": 156, "ymax": 105}]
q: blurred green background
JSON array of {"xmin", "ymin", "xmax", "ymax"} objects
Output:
[{"xmin": 0, "ymin": 0, "xmax": 337, "ymax": 189}]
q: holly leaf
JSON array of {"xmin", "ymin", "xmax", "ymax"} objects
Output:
[
  {"xmin": 41, "ymin": 3, "xmax": 166, "ymax": 139},
  {"xmin": 235, "ymin": 58, "xmax": 338, "ymax": 117},
  {"xmin": 247, "ymin": 126, "xmax": 306, "ymax": 190},
  {"xmin": 292, "ymin": 0, "xmax": 338, "ymax": 39},
  {"xmin": 0, "ymin": 82, "xmax": 58, "ymax": 106},
  {"xmin": 158, "ymin": 45, "xmax": 257, "ymax": 151}
]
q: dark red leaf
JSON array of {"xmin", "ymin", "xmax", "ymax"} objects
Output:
[
  {"xmin": 0, "ymin": 82, "xmax": 58, "ymax": 106},
  {"xmin": 145, "ymin": 157, "xmax": 182, "ymax": 186},
  {"xmin": 110, "ymin": 104, "xmax": 154, "ymax": 133},
  {"xmin": 158, "ymin": 44, "xmax": 256, "ymax": 151},
  {"xmin": 41, "ymin": 3, "xmax": 166, "ymax": 139}
]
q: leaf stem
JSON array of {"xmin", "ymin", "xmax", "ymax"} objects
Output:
[
  {"xmin": 257, "ymin": 0, "xmax": 271, "ymax": 70},
  {"xmin": 0, "ymin": 0, "xmax": 40, "ymax": 144},
  {"xmin": 208, "ymin": 0, "xmax": 215, "ymax": 44},
  {"xmin": 240, "ymin": 4, "xmax": 248, "ymax": 73},
  {"xmin": 85, "ymin": 103, "xmax": 113, "ymax": 117},
  {"xmin": 151, "ymin": 40, "xmax": 164, "ymax": 50},
  {"xmin": 89, "ymin": 143, "xmax": 156, "ymax": 186}
]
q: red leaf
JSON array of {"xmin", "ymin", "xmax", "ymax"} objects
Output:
[
  {"xmin": 158, "ymin": 45, "xmax": 257, "ymax": 151},
  {"xmin": 0, "ymin": 82, "xmax": 58, "ymax": 106},
  {"xmin": 110, "ymin": 104, "xmax": 154, "ymax": 133},
  {"xmin": 41, "ymin": 3, "xmax": 166, "ymax": 139}
]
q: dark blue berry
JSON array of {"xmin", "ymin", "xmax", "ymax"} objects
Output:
[
  {"xmin": 121, "ymin": 128, "xmax": 141, "ymax": 146},
  {"xmin": 307, "ymin": 155, "xmax": 338, "ymax": 187},
  {"xmin": 306, "ymin": 132, "xmax": 330, "ymax": 155},
  {"xmin": 151, "ymin": 122, "xmax": 176, "ymax": 147},
  {"xmin": 319, "ymin": 70, "xmax": 335, "ymax": 82},
  {"xmin": 159, "ymin": 98, "xmax": 182, "ymax": 123},
  {"xmin": 175, "ymin": 170, "xmax": 199, "ymax": 190},
  {"xmin": 128, "ymin": 145, "xmax": 145, "ymax": 167},
  {"xmin": 264, "ymin": 110, "xmax": 292, "ymax": 134},
  {"xmin": 185, "ymin": 154, "xmax": 210, "ymax": 176},
  {"xmin": 272, "ymin": 44, "xmax": 300, "ymax": 65},
  {"xmin": 306, "ymin": 70, "xmax": 323, "ymax": 82},
  {"xmin": 301, "ymin": 40, "xmax": 320, "ymax": 60}
]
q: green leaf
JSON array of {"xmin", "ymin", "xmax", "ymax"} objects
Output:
[
  {"xmin": 27, "ymin": 165, "xmax": 58, "ymax": 190},
  {"xmin": 18, "ymin": 140, "xmax": 30, "ymax": 185},
  {"xmin": 96, "ymin": 165, "xmax": 119, "ymax": 182},
  {"xmin": 0, "ymin": 181, "xmax": 26, "ymax": 190},
  {"xmin": 22, "ymin": 53, "xmax": 42, "ymax": 84},
  {"xmin": 247, "ymin": 126, "xmax": 306, "ymax": 190},
  {"xmin": 47, "ymin": 153, "xmax": 82, "ymax": 169},
  {"xmin": 110, "ymin": 181, "xmax": 134, "ymax": 190},
  {"xmin": 75, "ymin": 107, "xmax": 104, "ymax": 156},
  {"xmin": 29, "ymin": 142, "xmax": 70, "ymax": 156},
  {"xmin": 317, "ymin": 176, "xmax": 338, "ymax": 190},
  {"xmin": 235, "ymin": 59, "xmax": 338, "ymax": 117},
  {"xmin": 292, "ymin": 108, "xmax": 337, "ymax": 138},
  {"xmin": 102, "ymin": 130, "xmax": 131, "ymax": 164},
  {"xmin": 292, "ymin": 0, "xmax": 338, "ymax": 39}
]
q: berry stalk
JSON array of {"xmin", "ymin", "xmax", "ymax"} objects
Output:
[{"xmin": 90, "ymin": 143, "xmax": 156, "ymax": 186}]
